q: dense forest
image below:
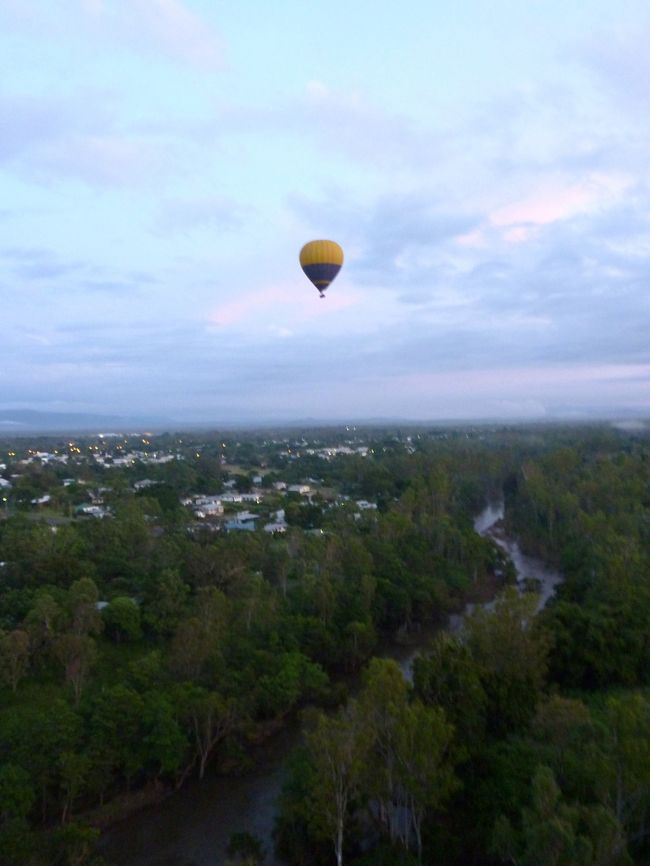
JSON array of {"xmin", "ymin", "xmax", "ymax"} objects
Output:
[{"xmin": 0, "ymin": 425, "xmax": 649, "ymax": 865}]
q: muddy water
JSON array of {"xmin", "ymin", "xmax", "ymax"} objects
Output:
[
  {"xmin": 477, "ymin": 499, "xmax": 562, "ymax": 611},
  {"xmin": 98, "ymin": 500, "xmax": 561, "ymax": 866}
]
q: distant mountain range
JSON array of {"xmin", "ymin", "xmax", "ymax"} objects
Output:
[
  {"xmin": 0, "ymin": 409, "xmax": 173, "ymax": 434},
  {"xmin": 0, "ymin": 408, "xmax": 648, "ymax": 436}
]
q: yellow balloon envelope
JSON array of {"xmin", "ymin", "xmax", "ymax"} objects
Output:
[{"xmin": 299, "ymin": 240, "xmax": 344, "ymax": 297}]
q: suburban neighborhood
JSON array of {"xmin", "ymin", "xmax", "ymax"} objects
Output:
[{"xmin": 0, "ymin": 428, "xmax": 402, "ymax": 536}]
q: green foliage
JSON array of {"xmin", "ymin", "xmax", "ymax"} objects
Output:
[
  {"xmin": 413, "ymin": 633, "xmax": 487, "ymax": 748},
  {"xmin": 465, "ymin": 588, "xmax": 551, "ymax": 735},
  {"xmin": 226, "ymin": 831, "xmax": 265, "ymax": 864},
  {"xmin": 141, "ymin": 568, "xmax": 189, "ymax": 637},
  {"xmin": 0, "ymin": 628, "xmax": 31, "ymax": 691},
  {"xmin": 102, "ymin": 596, "xmax": 141, "ymax": 642},
  {"xmin": 277, "ymin": 658, "xmax": 460, "ymax": 864},
  {"xmin": 492, "ymin": 766, "xmax": 632, "ymax": 866},
  {"xmin": 49, "ymin": 821, "xmax": 100, "ymax": 866},
  {"xmin": 0, "ymin": 762, "xmax": 36, "ymax": 863},
  {"xmin": 2, "ymin": 426, "xmax": 650, "ymax": 864}
]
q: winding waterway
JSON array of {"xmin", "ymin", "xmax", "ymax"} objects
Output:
[{"xmin": 98, "ymin": 500, "xmax": 561, "ymax": 866}]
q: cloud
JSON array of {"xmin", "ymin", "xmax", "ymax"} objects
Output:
[
  {"xmin": 214, "ymin": 82, "xmax": 445, "ymax": 174},
  {"xmin": 1, "ymin": 246, "xmax": 84, "ymax": 281},
  {"xmin": 0, "ymin": 92, "xmax": 173, "ymax": 187},
  {"xmin": 489, "ymin": 172, "xmax": 632, "ymax": 238},
  {"xmin": 0, "ymin": 94, "xmax": 85, "ymax": 162},
  {"xmin": 4, "ymin": 295, "xmax": 650, "ymax": 420},
  {"xmin": 578, "ymin": 11, "xmax": 650, "ymax": 112},
  {"xmin": 288, "ymin": 189, "xmax": 480, "ymax": 288},
  {"xmin": 39, "ymin": 133, "xmax": 169, "ymax": 186},
  {"xmin": 6, "ymin": 0, "xmax": 224, "ymax": 70},
  {"xmin": 156, "ymin": 195, "xmax": 248, "ymax": 233},
  {"xmin": 3, "ymin": 4, "xmax": 650, "ymax": 421},
  {"xmin": 91, "ymin": 0, "xmax": 224, "ymax": 70},
  {"xmin": 0, "ymin": 246, "xmax": 159, "ymax": 303},
  {"xmin": 207, "ymin": 283, "xmax": 359, "ymax": 328}
]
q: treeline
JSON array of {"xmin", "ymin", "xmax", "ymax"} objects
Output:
[
  {"xmin": 275, "ymin": 428, "xmax": 650, "ymax": 866},
  {"xmin": 505, "ymin": 435, "xmax": 650, "ymax": 691},
  {"xmin": 0, "ymin": 443, "xmax": 502, "ymax": 865}
]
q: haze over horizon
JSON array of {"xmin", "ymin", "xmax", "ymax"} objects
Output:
[{"xmin": 2, "ymin": 1, "xmax": 650, "ymax": 423}]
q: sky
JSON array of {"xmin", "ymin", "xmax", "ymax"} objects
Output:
[{"xmin": 2, "ymin": 0, "xmax": 650, "ymax": 425}]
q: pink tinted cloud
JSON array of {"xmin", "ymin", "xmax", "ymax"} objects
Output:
[
  {"xmin": 394, "ymin": 363, "xmax": 650, "ymax": 400},
  {"xmin": 78, "ymin": 0, "xmax": 224, "ymax": 69},
  {"xmin": 490, "ymin": 173, "xmax": 631, "ymax": 233},
  {"xmin": 456, "ymin": 228, "xmax": 487, "ymax": 248},
  {"xmin": 208, "ymin": 283, "xmax": 358, "ymax": 328}
]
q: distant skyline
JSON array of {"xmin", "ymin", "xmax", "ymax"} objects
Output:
[{"xmin": 2, "ymin": 1, "xmax": 650, "ymax": 423}]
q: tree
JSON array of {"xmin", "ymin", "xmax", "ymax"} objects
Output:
[
  {"xmin": 0, "ymin": 763, "xmax": 35, "ymax": 866},
  {"xmin": 529, "ymin": 695, "xmax": 598, "ymax": 800},
  {"xmin": 25, "ymin": 592, "xmax": 63, "ymax": 649},
  {"xmin": 226, "ymin": 831, "xmax": 265, "ymax": 865},
  {"xmin": 252, "ymin": 651, "xmax": 327, "ymax": 719},
  {"xmin": 49, "ymin": 821, "xmax": 99, "ymax": 866},
  {"xmin": 601, "ymin": 693, "xmax": 650, "ymax": 850},
  {"xmin": 142, "ymin": 568, "xmax": 189, "ymax": 637},
  {"xmin": 58, "ymin": 751, "xmax": 90, "ymax": 824},
  {"xmin": 492, "ymin": 766, "xmax": 631, "ymax": 866},
  {"xmin": 176, "ymin": 685, "xmax": 237, "ymax": 781},
  {"xmin": 413, "ymin": 633, "xmax": 487, "ymax": 748},
  {"xmin": 357, "ymin": 659, "xmax": 410, "ymax": 846},
  {"xmin": 0, "ymin": 699, "xmax": 81, "ymax": 822},
  {"xmin": 169, "ymin": 617, "xmax": 214, "ymax": 680},
  {"xmin": 355, "ymin": 659, "xmax": 458, "ymax": 860},
  {"xmin": 304, "ymin": 702, "xmax": 366, "ymax": 866},
  {"xmin": 53, "ymin": 634, "xmax": 97, "ymax": 706},
  {"xmin": 102, "ymin": 596, "xmax": 141, "ymax": 642},
  {"xmin": 465, "ymin": 588, "xmax": 550, "ymax": 735},
  {"xmin": 86, "ymin": 685, "xmax": 147, "ymax": 793},
  {"xmin": 342, "ymin": 620, "xmax": 376, "ymax": 670},
  {"xmin": 140, "ymin": 690, "xmax": 188, "ymax": 779},
  {"xmin": 0, "ymin": 629, "xmax": 30, "ymax": 692},
  {"xmin": 66, "ymin": 578, "xmax": 102, "ymax": 637},
  {"xmin": 394, "ymin": 701, "xmax": 457, "ymax": 861}
]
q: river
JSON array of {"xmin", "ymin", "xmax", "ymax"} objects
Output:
[{"xmin": 98, "ymin": 500, "xmax": 561, "ymax": 866}]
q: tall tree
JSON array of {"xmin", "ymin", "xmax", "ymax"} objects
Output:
[
  {"xmin": 176, "ymin": 685, "xmax": 237, "ymax": 781},
  {"xmin": 601, "ymin": 694, "xmax": 650, "ymax": 850},
  {"xmin": 394, "ymin": 701, "xmax": 457, "ymax": 861},
  {"xmin": 465, "ymin": 588, "xmax": 550, "ymax": 735},
  {"xmin": 53, "ymin": 634, "xmax": 96, "ymax": 706},
  {"xmin": 304, "ymin": 702, "xmax": 366, "ymax": 866},
  {"xmin": 0, "ymin": 629, "xmax": 30, "ymax": 692}
]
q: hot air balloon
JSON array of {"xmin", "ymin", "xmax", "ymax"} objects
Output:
[{"xmin": 299, "ymin": 240, "xmax": 344, "ymax": 298}]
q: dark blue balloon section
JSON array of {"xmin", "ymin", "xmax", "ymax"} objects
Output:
[{"xmin": 301, "ymin": 262, "xmax": 341, "ymax": 290}]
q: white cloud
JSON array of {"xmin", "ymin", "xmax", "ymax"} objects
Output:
[
  {"xmin": 0, "ymin": 92, "xmax": 182, "ymax": 187},
  {"xmin": 125, "ymin": 0, "xmax": 224, "ymax": 70},
  {"xmin": 6, "ymin": 0, "xmax": 224, "ymax": 70},
  {"xmin": 157, "ymin": 195, "xmax": 247, "ymax": 233}
]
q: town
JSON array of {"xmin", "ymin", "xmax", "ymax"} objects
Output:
[{"xmin": 0, "ymin": 426, "xmax": 445, "ymax": 535}]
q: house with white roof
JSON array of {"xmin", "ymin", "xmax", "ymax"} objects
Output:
[
  {"xmin": 288, "ymin": 484, "xmax": 311, "ymax": 495},
  {"xmin": 77, "ymin": 504, "xmax": 112, "ymax": 519},
  {"xmin": 264, "ymin": 508, "xmax": 288, "ymax": 534},
  {"xmin": 194, "ymin": 498, "xmax": 224, "ymax": 517},
  {"xmin": 225, "ymin": 512, "xmax": 259, "ymax": 532},
  {"xmin": 31, "ymin": 494, "xmax": 51, "ymax": 506},
  {"xmin": 133, "ymin": 479, "xmax": 158, "ymax": 491}
]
